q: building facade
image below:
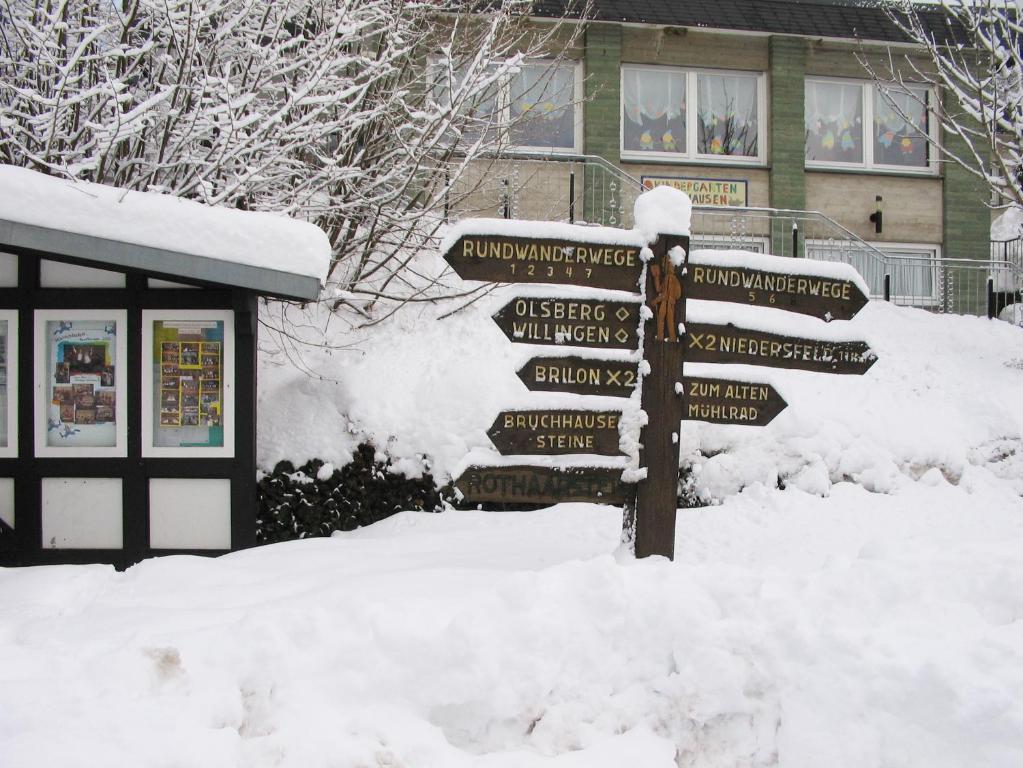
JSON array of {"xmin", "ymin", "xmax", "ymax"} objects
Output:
[{"xmin": 476, "ymin": 0, "xmax": 994, "ymax": 309}]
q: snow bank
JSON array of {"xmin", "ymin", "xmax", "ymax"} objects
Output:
[
  {"xmin": 9, "ymin": 226, "xmax": 1023, "ymax": 765},
  {"xmin": 3, "ymin": 481, "xmax": 1023, "ymax": 766},
  {"xmin": 0, "ymin": 165, "xmax": 331, "ymax": 281}
]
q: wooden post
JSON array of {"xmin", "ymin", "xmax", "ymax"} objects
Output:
[{"xmin": 632, "ymin": 233, "xmax": 689, "ymax": 560}]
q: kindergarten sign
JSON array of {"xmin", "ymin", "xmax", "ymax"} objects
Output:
[{"xmin": 641, "ymin": 176, "xmax": 748, "ymax": 207}]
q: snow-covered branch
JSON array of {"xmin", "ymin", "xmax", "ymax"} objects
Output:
[
  {"xmin": 0, "ymin": 0, "xmax": 588, "ymax": 331},
  {"xmin": 866, "ymin": 0, "xmax": 1023, "ymax": 211}
]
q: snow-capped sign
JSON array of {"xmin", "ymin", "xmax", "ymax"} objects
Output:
[
  {"xmin": 454, "ymin": 465, "xmax": 628, "ymax": 504},
  {"xmin": 487, "ymin": 410, "xmax": 624, "ymax": 456},
  {"xmin": 517, "ymin": 357, "xmax": 639, "ymax": 397},
  {"xmin": 491, "ymin": 297, "xmax": 640, "ymax": 349},
  {"xmin": 442, "ymin": 233, "xmax": 644, "ymax": 292},
  {"xmin": 683, "ymin": 377, "xmax": 788, "ymax": 427},
  {"xmin": 686, "ymin": 251, "xmax": 869, "ymax": 321},
  {"xmin": 685, "ymin": 322, "xmax": 877, "ymax": 374}
]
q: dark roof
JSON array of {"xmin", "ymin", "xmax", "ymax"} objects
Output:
[{"xmin": 533, "ymin": 0, "xmax": 960, "ymax": 45}]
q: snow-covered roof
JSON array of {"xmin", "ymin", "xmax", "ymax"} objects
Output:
[{"xmin": 0, "ymin": 166, "xmax": 331, "ymax": 301}]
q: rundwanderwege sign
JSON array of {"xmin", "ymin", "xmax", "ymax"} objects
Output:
[
  {"xmin": 443, "ymin": 234, "xmax": 644, "ymax": 292},
  {"xmin": 685, "ymin": 260, "xmax": 869, "ymax": 321},
  {"xmin": 492, "ymin": 297, "xmax": 640, "ymax": 349}
]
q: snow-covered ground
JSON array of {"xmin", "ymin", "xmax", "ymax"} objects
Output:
[
  {"xmin": 2, "ymin": 481, "xmax": 1023, "ymax": 767},
  {"xmin": 5, "ymin": 224, "xmax": 1023, "ymax": 765}
]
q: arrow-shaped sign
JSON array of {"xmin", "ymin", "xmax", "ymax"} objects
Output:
[
  {"xmin": 517, "ymin": 356, "xmax": 639, "ymax": 397},
  {"xmin": 454, "ymin": 465, "xmax": 629, "ymax": 504},
  {"xmin": 443, "ymin": 233, "xmax": 644, "ymax": 292},
  {"xmin": 683, "ymin": 376, "xmax": 787, "ymax": 426},
  {"xmin": 685, "ymin": 322, "xmax": 876, "ymax": 374},
  {"xmin": 487, "ymin": 409, "xmax": 623, "ymax": 456},
  {"xmin": 492, "ymin": 297, "xmax": 640, "ymax": 349},
  {"xmin": 685, "ymin": 254, "xmax": 869, "ymax": 321}
]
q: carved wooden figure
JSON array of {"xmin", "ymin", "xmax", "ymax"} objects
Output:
[{"xmin": 649, "ymin": 251, "xmax": 683, "ymax": 341}]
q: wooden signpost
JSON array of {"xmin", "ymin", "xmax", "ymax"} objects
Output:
[
  {"xmin": 454, "ymin": 465, "xmax": 628, "ymax": 504},
  {"xmin": 683, "ymin": 377, "xmax": 787, "ymax": 427},
  {"xmin": 685, "ymin": 322, "xmax": 877, "ymax": 374},
  {"xmin": 444, "ymin": 211, "xmax": 876, "ymax": 561},
  {"xmin": 517, "ymin": 357, "xmax": 639, "ymax": 397},
  {"xmin": 443, "ymin": 233, "xmax": 643, "ymax": 291},
  {"xmin": 487, "ymin": 410, "xmax": 623, "ymax": 456},
  {"xmin": 491, "ymin": 297, "xmax": 639, "ymax": 349},
  {"xmin": 686, "ymin": 259, "xmax": 869, "ymax": 321}
]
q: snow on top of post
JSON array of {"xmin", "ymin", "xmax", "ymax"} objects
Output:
[
  {"xmin": 0, "ymin": 165, "xmax": 332, "ymax": 283},
  {"xmin": 633, "ymin": 185, "xmax": 692, "ymax": 240}
]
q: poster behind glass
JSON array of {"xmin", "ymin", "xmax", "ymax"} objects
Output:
[
  {"xmin": 153, "ymin": 320, "xmax": 224, "ymax": 448},
  {"xmin": 0, "ymin": 319, "xmax": 8, "ymax": 448},
  {"xmin": 46, "ymin": 319, "xmax": 117, "ymax": 448}
]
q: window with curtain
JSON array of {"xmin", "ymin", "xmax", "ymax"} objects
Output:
[
  {"xmin": 509, "ymin": 62, "xmax": 576, "ymax": 149},
  {"xmin": 621, "ymin": 66, "xmax": 762, "ymax": 161},
  {"xmin": 874, "ymin": 86, "xmax": 929, "ymax": 168},
  {"xmin": 805, "ymin": 78, "xmax": 933, "ymax": 171},
  {"xmin": 805, "ymin": 80, "xmax": 863, "ymax": 163},
  {"xmin": 622, "ymin": 67, "xmax": 687, "ymax": 153},
  {"xmin": 431, "ymin": 59, "xmax": 580, "ymax": 151},
  {"xmin": 696, "ymin": 73, "xmax": 758, "ymax": 157}
]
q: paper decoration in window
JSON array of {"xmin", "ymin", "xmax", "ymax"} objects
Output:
[
  {"xmin": 696, "ymin": 73, "xmax": 758, "ymax": 157},
  {"xmin": 805, "ymin": 80, "xmax": 864, "ymax": 164},
  {"xmin": 510, "ymin": 63, "xmax": 575, "ymax": 149},
  {"xmin": 874, "ymin": 87, "xmax": 928, "ymax": 168},
  {"xmin": 622, "ymin": 67, "xmax": 687, "ymax": 153}
]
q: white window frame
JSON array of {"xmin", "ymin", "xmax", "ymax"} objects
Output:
[
  {"xmin": 507, "ymin": 59, "xmax": 584, "ymax": 154},
  {"xmin": 691, "ymin": 235, "xmax": 770, "ymax": 253},
  {"xmin": 0, "ymin": 310, "xmax": 18, "ymax": 458},
  {"xmin": 805, "ymin": 239, "xmax": 940, "ymax": 304},
  {"xmin": 871, "ymin": 242, "xmax": 942, "ymax": 305},
  {"xmin": 34, "ymin": 309, "xmax": 128, "ymax": 458},
  {"xmin": 141, "ymin": 309, "xmax": 235, "ymax": 458},
  {"xmin": 620, "ymin": 64, "xmax": 767, "ymax": 166},
  {"xmin": 804, "ymin": 76, "xmax": 938, "ymax": 175},
  {"xmin": 430, "ymin": 57, "xmax": 583, "ymax": 155}
]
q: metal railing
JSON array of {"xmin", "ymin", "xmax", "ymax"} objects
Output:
[{"xmin": 444, "ymin": 152, "xmax": 1023, "ymax": 324}]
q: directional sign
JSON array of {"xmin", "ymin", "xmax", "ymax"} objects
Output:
[
  {"xmin": 685, "ymin": 259, "xmax": 869, "ymax": 321},
  {"xmin": 454, "ymin": 465, "xmax": 629, "ymax": 504},
  {"xmin": 443, "ymin": 234, "xmax": 643, "ymax": 292},
  {"xmin": 682, "ymin": 376, "xmax": 787, "ymax": 426},
  {"xmin": 488, "ymin": 410, "xmax": 622, "ymax": 456},
  {"xmin": 492, "ymin": 297, "xmax": 639, "ymax": 349},
  {"xmin": 685, "ymin": 322, "xmax": 876, "ymax": 374},
  {"xmin": 517, "ymin": 356, "xmax": 639, "ymax": 397}
]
